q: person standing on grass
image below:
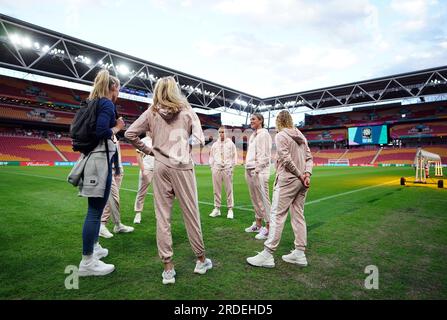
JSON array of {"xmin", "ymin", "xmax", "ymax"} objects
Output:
[
  {"xmin": 209, "ymin": 126, "xmax": 238, "ymax": 219},
  {"xmin": 125, "ymin": 76, "xmax": 212, "ymax": 285},
  {"xmin": 133, "ymin": 132, "xmax": 155, "ymax": 224},
  {"xmin": 99, "ymin": 136, "xmax": 134, "ymax": 238},
  {"xmin": 244, "ymin": 113, "xmax": 272, "ymax": 240},
  {"xmin": 247, "ymin": 110, "xmax": 312, "ymax": 268},
  {"xmin": 77, "ymin": 69, "xmax": 125, "ymax": 276}
]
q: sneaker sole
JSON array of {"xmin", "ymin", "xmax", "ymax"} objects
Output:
[
  {"xmin": 246, "ymin": 260, "xmax": 275, "ymax": 268},
  {"xmin": 194, "ymin": 266, "xmax": 212, "ymax": 275},
  {"xmin": 99, "ymin": 233, "xmax": 113, "ymax": 238},
  {"xmin": 282, "ymin": 257, "xmax": 308, "ymax": 267},
  {"xmin": 78, "ymin": 266, "xmax": 115, "ymax": 277},
  {"xmin": 114, "ymin": 229, "xmax": 135, "ymax": 233},
  {"xmin": 162, "ymin": 278, "xmax": 175, "ymax": 285}
]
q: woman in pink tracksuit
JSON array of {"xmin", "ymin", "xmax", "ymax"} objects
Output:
[
  {"xmin": 209, "ymin": 126, "xmax": 238, "ymax": 219},
  {"xmin": 247, "ymin": 110, "xmax": 313, "ymax": 268},
  {"xmin": 125, "ymin": 76, "xmax": 212, "ymax": 285},
  {"xmin": 244, "ymin": 113, "xmax": 272, "ymax": 240},
  {"xmin": 133, "ymin": 132, "xmax": 155, "ymax": 224}
]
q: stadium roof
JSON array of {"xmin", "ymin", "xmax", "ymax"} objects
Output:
[{"xmin": 1, "ymin": 14, "xmax": 447, "ymax": 115}]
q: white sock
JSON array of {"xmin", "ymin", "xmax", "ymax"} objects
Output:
[
  {"xmin": 82, "ymin": 254, "xmax": 93, "ymax": 263},
  {"xmin": 262, "ymin": 249, "xmax": 273, "ymax": 258}
]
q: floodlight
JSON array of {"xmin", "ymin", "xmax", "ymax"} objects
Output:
[
  {"xmin": 9, "ymin": 34, "xmax": 21, "ymax": 45},
  {"xmin": 117, "ymin": 64, "xmax": 130, "ymax": 75},
  {"xmin": 22, "ymin": 37, "xmax": 32, "ymax": 48}
]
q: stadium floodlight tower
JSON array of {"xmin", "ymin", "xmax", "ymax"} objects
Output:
[{"xmin": 414, "ymin": 148, "xmax": 443, "ymax": 183}]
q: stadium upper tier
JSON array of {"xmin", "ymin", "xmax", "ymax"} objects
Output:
[
  {"xmin": 302, "ymin": 128, "xmax": 347, "ymax": 143},
  {"xmin": 0, "ymin": 74, "xmax": 148, "ymax": 116},
  {"xmin": 303, "ymin": 101, "xmax": 447, "ymax": 129},
  {"xmin": 390, "ymin": 121, "xmax": 447, "ymax": 139},
  {"xmin": 0, "ymin": 74, "xmax": 222, "ymax": 128}
]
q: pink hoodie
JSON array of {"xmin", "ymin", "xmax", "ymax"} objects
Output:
[
  {"xmin": 275, "ymin": 128, "xmax": 313, "ymax": 179},
  {"xmin": 125, "ymin": 104, "xmax": 205, "ymax": 170}
]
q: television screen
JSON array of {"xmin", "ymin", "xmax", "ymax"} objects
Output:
[{"xmin": 348, "ymin": 125, "xmax": 388, "ymax": 145}]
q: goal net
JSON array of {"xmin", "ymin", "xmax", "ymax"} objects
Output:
[{"xmin": 328, "ymin": 158, "xmax": 350, "ymax": 166}]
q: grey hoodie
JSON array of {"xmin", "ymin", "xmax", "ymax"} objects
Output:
[
  {"xmin": 125, "ymin": 104, "xmax": 205, "ymax": 170},
  {"xmin": 275, "ymin": 128, "xmax": 313, "ymax": 179}
]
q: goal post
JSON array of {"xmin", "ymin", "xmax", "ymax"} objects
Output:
[{"xmin": 328, "ymin": 158, "xmax": 350, "ymax": 166}]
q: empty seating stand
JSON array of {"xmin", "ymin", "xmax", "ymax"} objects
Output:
[{"xmin": 0, "ymin": 135, "xmax": 63, "ymax": 162}]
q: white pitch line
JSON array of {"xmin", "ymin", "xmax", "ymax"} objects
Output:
[
  {"xmin": 305, "ymin": 179, "xmax": 399, "ymax": 205},
  {"xmin": 1, "ymin": 171, "xmax": 254, "ymax": 212},
  {"xmin": 1, "ymin": 171, "xmax": 400, "ymax": 210}
]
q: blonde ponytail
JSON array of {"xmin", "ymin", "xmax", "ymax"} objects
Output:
[
  {"xmin": 89, "ymin": 69, "xmax": 120, "ymax": 100},
  {"xmin": 152, "ymin": 76, "xmax": 190, "ymax": 114}
]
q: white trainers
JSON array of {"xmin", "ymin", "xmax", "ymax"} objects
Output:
[
  {"xmin": 79, "ymin": 256, "xmax": 115, "ymax": 276},
  {"xmin": 93, "ymin": 242, "xmax": 108, "ymax": 260},
  {"xmin": 113, "ymin": 223, "xmax": 135, "ymax": 233},
  {"xmin": 255, "ymin": 227, "xmax": 269, "ymax": 240},
  {"xmin": 282, "ymin": 249, "xmax": 308, "ymax": 267},
  {"xmin": 99, "ymin": 224, "xmax": 113, "ymax": 238},
  {"xmin": 227, "ymin": 209, "xmax": 234, "ymax": 219},
  {"xmin": 194, "ymin": 258, "xmax": 213, "ymax": 274},
  {"xmin": 245, "ymin": 222, "xmax": 261, "ymax": 233},
  {"xmin": 133, "ymin": 212, "xmax": 141, "ymax": 224},
  {"xmin": 162, "ymin": 268, "xmax": 176, "ymax": 285},
  {"xmin": 209, "ymin": 208, "xmax": 221, "ymax": 218},
  {"xmin": 246, "ymin": 249, "xmax": 275, "ymax": 268}
]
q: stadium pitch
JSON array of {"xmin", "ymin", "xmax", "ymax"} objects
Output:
[{"xmin": 0, "ymin": 165, "xmax": 446, "ymax": 299}]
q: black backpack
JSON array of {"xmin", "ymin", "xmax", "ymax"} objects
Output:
[{"xmin": 70, "ymin": 98, "xmax": 100, "ymax": 155}]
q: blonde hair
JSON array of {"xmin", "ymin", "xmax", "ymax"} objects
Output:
[
  {"xmin": 276, "ymin": 110, "xmax": 294, "ymax": 131},
  {"xmin": 152, "ymin": 76, "xmax": 189, "ymax": 113},
  {"xmin": 88, "ymin": 69, "xmax": 120, "ymax": 100}
]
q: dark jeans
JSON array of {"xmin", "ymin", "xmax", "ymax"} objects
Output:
[{"xmin": 82, "ymin": 168, "xmax": 112, "ymax": 255}]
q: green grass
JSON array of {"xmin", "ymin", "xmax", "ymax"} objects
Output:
[{"xmin": 0, "ymin": 165, "xmax": 446, "ymax": 299}]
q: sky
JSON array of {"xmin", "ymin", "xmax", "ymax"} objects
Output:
[{"xmin": 1, "ymin": 0, "xmax": 446, "ymax": 100}]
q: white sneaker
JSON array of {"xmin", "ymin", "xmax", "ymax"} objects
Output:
[
  {"xmin": 246, "ymin": 249, "xmax": 275, "ymax": 268},
  {"xmin": 133, "ymin": 212, "xmax": 141, "ymax": 224},
  {"xmin": 99, "ymin": 224, "xmax": 113, "ymax": 238},
  {"xmin": 113, "ymin": 223, "xmax": 135, "ymax": 233},
  {"xmin": 245, "ymin": 222, "xmax": 261, "ymax": 233},
  {"xmin": 194, "ymin": 258, "xmax": 213, "ymax": 274},
  {"xmin": 209, "ymin": 208, "xmax": 221, "ymax": 218},
  {"xmin": 79, "ymin": 257, "xmax": 115, "ymax": 276},
  {"xmin": 255, "ymin": 227, "xmax": 269, "ymax": 240},
  {"xmin": 282, "ymin": 249, "xmax": 308, "ymax": 267},
  {"xmin": 93, "ymin": 242, "xmax": 108, "ymax": 260},
  {"xmin": 162, "ymin": 268, "xmax": 176, "ymax": 285},
  {"xmin": 227, "ymin": 209, "xmax": 234, "ymax": 219}
]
